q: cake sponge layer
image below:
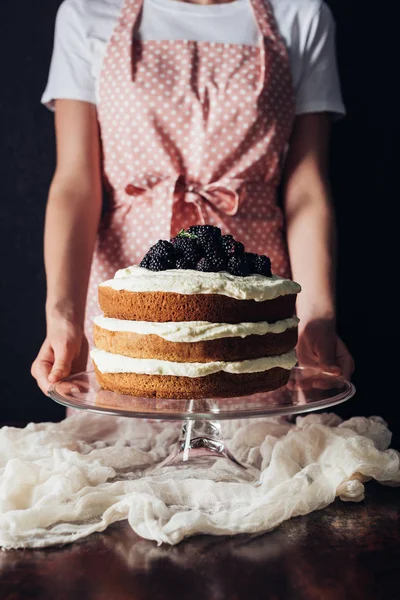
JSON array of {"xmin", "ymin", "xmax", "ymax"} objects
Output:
[
  {"xmin": 93, "ymin": 323, "xmax": 298, "ymax": 362},
  {"xmin": 99, "ymin": 288, "xmax": 297, "ymax": 323},
  {"xmin": 94, "ymin": 366, "xmax": 291, "ymax": 399}
]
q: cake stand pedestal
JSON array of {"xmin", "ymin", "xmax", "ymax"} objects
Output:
[
  {"xmin": 157, "ymin": 413, "xmax": 248, "ymax": 471},
  {"xmin": 49, "ymin": 367, "xmax": 355, "ymax": 482}
]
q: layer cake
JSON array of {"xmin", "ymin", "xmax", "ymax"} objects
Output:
[{"xmin": 91, "ymin": 226, "xmax": 301, "ymax": 398}]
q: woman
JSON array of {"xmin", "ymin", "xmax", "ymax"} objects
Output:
[{"xmin": 32, "ymin": 0, "xmax": 354, "ymax": 394}]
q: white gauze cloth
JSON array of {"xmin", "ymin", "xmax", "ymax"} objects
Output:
[{"xmin": 0, "ymin": 412, "xmax": 399, "ymax": 549}]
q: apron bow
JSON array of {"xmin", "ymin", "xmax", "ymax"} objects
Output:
[{"xmin": 125, "ymin": 175, "xmax": 243, "ymax": 224}]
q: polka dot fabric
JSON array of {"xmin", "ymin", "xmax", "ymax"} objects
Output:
[{"xmin": 85, "ymin": 0, "xmax": 295, "ymax": 350}]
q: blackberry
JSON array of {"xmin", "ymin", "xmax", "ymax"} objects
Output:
[
  {"xmin": 202, "ymin": 240, "xmax": 221, "ymax": 259},
  {"xmin": 227, "ymin": 256, "xmax": 251, "ymax": 277},
  {"xmin": 253, "ymin": 254, "xmax": 272, "ymax": 277},
  {"xmin": 220, "ymin": 234, "xmax": 245, "ymax": 257},
  {"xmin": 210, "ymin": 255, "xmax": 227, "ymax": 271},
  {"xmin": 243, "ymin": 252, "xmax": 258, "ymax": 269},
  {"xmin": 139, "ymin": 255, "xmax": 152, "ymax": 269},
  {"xmin": 147, "ymin": 239, "xmax": 175, "ymax": 259},
  {"xmin": 176, "ymin": 257, "xmax": 196, "ymax": 270},
  {"xmin": 139, "ymin": 239, "xmax": 176, "ymax": 270},
  {"xmin": 192, "ymin": 233, "xmax": 224, "ymax": 258},
  {"xmin": 220, "ymin": 233, "xmax": 233, "ymax": 246},
  {"xmin": 146, "ymin": 255, "xmax": 176, "ymax": 272},
  {"xmin": 196, "ymin": 257, "xmax": 215, "ymax": 272},
  {"xmin": 199, "ymin": 233, "xmax": 222, "ymax": 253},
  {"xmin": 175, "ymin": 258, "xmax": 185, "ymax": 269},
  {"xmin": 171, "ymin": 236, "xmax": 201, "ymax": 263},
  {"xmin": 187, "ymin": 225, "xmax": 221, "ymax": 240},
  {"xmin": 195, "ymin": 237, "xmax": 212, "ymax": 253},
  {"xmin": 201, "ymin": 244, "xmax": 227, "ymax": 271}
]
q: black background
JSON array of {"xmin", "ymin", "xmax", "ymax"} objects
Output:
[{"xmin": 0, "ymin": 1, "xmax": 397, "ymax": 440}]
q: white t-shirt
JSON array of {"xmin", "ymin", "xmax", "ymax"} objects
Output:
[{"xmin": 42, "ymin": 0, "xmax": 345, "ymax": 117}]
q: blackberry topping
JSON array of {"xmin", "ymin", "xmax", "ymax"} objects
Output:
[
  {"xmin": 147, "ymin": 239, "xmax": 175, "ymax": 259},
  {"xmin": 139, "ymin": 227, "xmax": 273, "ymax": 277},
  {"xmin": 139, "ymin": 239, "xmax": 176, "ymax": 271},
  {"xmin": 220, "ymin": 233, "xmax": 233, "ymax": 247},
  {"xmin": 243, "ymin": 252, "xmax": 258, "ymax": 269},
  {"xmin": 176, "ymin": 257, "xmax": 196, "ymax": 270},
  {"xmin": 227, "ymin": 256, "xmax": 251, "ymax": 277},
  {"xmin": 201, "ymin": 243, "xmax": 227, "ymax": 271},
  {"xmin": 171, "ymin": 236, "xmax": 201, "ymax": 264},
  {"xmin": 209, "ymin": 254, "xmax": 227, "ymax": 272},
  {"xmin": 202, "ymin": 239, "xmax": 221, "ymax": 259},
  {"xmin": 196, "ymin": 257, "xmax": 215, "ymax": 272},
  {"xmin": 253, "ymin": 254, "xmax": 272, "ymax": 277},
  {"xmin": 195, "ymin": 237, "xmax": 213, "ymax": 253},
  {"xmin": 187, "ymin": 225, "xmax": 221, "ymax": 240},
  {"xmin": 198, "ymin": 234, "xmax": 223, "ymax": 253},
  {"xmin": 139, "ymin": 254, "xmax": 152, "ymax": 269},
  {"xmin": 146, "ymin": 255, "xmax": 176, "ymax": 272},
  {"xmin": 220, "ymin": 234, "xmax": 245, "ymax": 257}
]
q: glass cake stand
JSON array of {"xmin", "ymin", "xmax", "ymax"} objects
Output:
[{"xmin": 49, "ymin": 367, "xmax": 355, "ymax": 481}]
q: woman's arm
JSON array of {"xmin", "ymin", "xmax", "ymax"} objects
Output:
[
  {"xmin": 31, "ymin": 100, "xmax": 102, "ymax": 394},
  {"xmin": 283, "ymin": 113, "xmax": 354, "ymax": 378}
]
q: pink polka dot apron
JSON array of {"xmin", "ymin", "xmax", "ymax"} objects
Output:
[{"xmin": 85, "ymin": 0, "xmax": 295, "ymax": 349}]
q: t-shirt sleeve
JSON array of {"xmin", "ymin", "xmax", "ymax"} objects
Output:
[
  {"xmin": 41, "ymin": 0, "xmax": 96, "ymax": 110},
  {"xmin": 295, "ymin": 2, "xmax": 345, "ymax": 118}
]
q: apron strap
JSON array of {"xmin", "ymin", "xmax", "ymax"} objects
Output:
[
  {"xmin": 111, "ymin": 0, "xmax": 144, "ymax": 80},
  {"xmin": 248, "ymin": 0, "xmax": 283, "ymax": 42},
  {"xmin": 248, "ymin": 0, "xmax": 289, "ymax": 95},
  {"xmin": 128, "ymin": 0, "xmax": 145, "ymax": 35}
]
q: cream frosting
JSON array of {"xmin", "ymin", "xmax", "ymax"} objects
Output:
[
  {"xmin": 91, "ymin": 348, "xmax": 297, "ymax": 377},
  {"xmin": 100, "ymin": 266, "xmax": 301, "ymax": 302},
  {"xmin": 94, "ymin": 315, "xmax": 299, "ymax": 342}
]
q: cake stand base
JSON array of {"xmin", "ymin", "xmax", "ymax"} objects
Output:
[{"xmin": 154, "ymin": 419, "xmax": 258, "ymax": 482}]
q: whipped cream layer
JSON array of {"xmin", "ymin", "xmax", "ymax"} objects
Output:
[
  {"xmin": 100, "ymin": 266, "xmax": 301, "ymax": 302},
  {"xmin": 94, "ymin": 315, "xmax": 299, "ymax": 343},
  {"xmin": 91, "ymin": 348, "xmax": 297, "ymax": 377}
]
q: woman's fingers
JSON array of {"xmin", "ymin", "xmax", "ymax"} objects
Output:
[
  {"xmin": 311, "ymin": 325, "xmax": 338, "ymax": 371},
  {"xmin": 296, "ymin": 319, "xmax": 354, "ymax": 379},
  {"xmin": 318, "ymin": 364, "xmax": 341, "ymax": 376},
  {"xmin": 48, "ymin": 341, "xmax": 75, "ymax": 383},
  {"xmin": 33, "ymin": 360, "xmax": 54, "ymax": 394},
  {"xmin": 71, "ymin": 335, "xmax": 89, "ymax": 374},
  {"xmin": 32, "ymin": 323, "xmax": 86, "ymax": 396},
  {"xmin": 31, "ymin": 342, "xmax": 55, "ymax": 395},
  {"xmin": 336, "ymin": 337, "xmax": 355, "ymax": 380}
]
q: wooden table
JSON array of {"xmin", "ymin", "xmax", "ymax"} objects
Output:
[{"xmin": 0, "ymin": 481, "xmax": 399, "ymax": 600}]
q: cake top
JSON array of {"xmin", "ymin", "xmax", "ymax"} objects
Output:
[
  {"xmin": 100, "ymin": 225, "xmax": 301, "ymax": 301},
  {"xmin": 101, "ymin": 266, "xmax": 300, "ymax": 301}
]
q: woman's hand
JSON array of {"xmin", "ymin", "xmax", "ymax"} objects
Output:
[
  {"xmin": 282, "ymin": 114, "xmax": 354, "ymax": 381},
  {"xmin": 31, "ymin": 100, "xmax": 101, "ymax": 396},
  {"xmin": 31, "ymin": 318, "xmax": 88, "ymax": 395},
  {"xmin": 296, "ymin": 317, "xmax": 354, "ymax": 380}
]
